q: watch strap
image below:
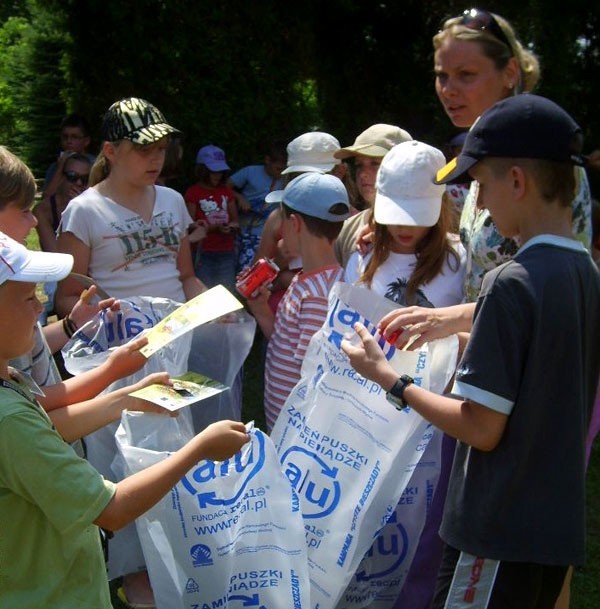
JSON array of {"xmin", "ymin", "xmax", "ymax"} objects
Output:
[{"xmin": 386, "ymin": 374, "xmax": 414, "ymax": 410}]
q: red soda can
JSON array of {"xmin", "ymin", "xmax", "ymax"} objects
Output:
[{"xmin": 236, "ymin": 258, "xmax": 280, "ymax": 299}]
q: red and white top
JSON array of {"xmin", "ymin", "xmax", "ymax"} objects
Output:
[{"xmin": 264, "ymin": 264, "xmax": 343, "ymax": 431}]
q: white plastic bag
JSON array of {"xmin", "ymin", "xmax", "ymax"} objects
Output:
[
  {"xmin": 62, "ymin": 296, "xmax": 193, "ymax": 579},
  {"xmin": 270, "ymin": 283, "xmax": 458, "ymax": 609},
  {"xmin": 338, "ymin": 305, "xmax": 461, "ymax": 608},
  {"xmin": 186, "ymin": 310, "xmax": 256, "ymax": 432},
  {"xmin": 115, "ymin": 414, "xmax": 311, "ymax": 609},
  {"xmin": 62, "ymin": 296, "xmax": 190, "ymax": 379}
]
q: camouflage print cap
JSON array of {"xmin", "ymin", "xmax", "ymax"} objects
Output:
[{"xmin": 101, "ymin": 97, "xmax": 180, "ymax": 145}]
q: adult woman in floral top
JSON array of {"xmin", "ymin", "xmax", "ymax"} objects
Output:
[{"xmin": 380, "ymin": 9, "xmax": 592, "ymax": 337}]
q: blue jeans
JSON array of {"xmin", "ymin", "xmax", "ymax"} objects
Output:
[{"xmin": 195, "ymin": 250, "xmax": 236, "ymax": 294}]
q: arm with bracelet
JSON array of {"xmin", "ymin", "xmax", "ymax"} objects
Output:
[
  {"xmin": 42, "ymin": 285, "xmax": 116, "ymax": 354},
  {"xmin": 342, "ymin": 322, "xmax": 507, "ymax": 452}
]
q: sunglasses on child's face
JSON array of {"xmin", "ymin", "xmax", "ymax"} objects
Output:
[
  {"xmin": 63, "ymin": 170, "xmax": 89, "ymax": 185},
  {"xmin": 459, "ymin": 8, "xmax": 513, "ymax": 55}
]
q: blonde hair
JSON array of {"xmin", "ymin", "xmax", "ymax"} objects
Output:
[
  {"xmin": 433, "ymin": 13, "xmax": 540, "ymax": 93},
  {"xmin": 360, "ymin": 199, "xmax": 460, "ymax": 305},
  {"xmin": 89, "ymin": 150, "xmax": 110, "ymax": 186},
  {"xmin": 89, "ymin": 139, "xmax": 129, "ymax": 186},
  {"xmin": 0, "ymin": 146, "xmax": 36, "ymax": 211}
]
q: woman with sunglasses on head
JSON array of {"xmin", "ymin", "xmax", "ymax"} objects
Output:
[
  {"xmin": 382, "ymin": 9, "xmax": 592, "ymax": 346},
  {"xmin": 382, "ymin": 10, "xmax": 592, "ymax": 609}
]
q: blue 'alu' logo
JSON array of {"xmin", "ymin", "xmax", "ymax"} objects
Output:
[
  {"xmin": 181, "ymin": 430, "xmax": 266, "ymax": 509},
  {"xmin": 280, "ymin": 445, "xmax": 341, "ymax": 519},
  {"xmin": 355, "ymin": 511, "xmax": 409, "ymax": 581},
  {"xmin": 325, "ymin": 297, "xmax": 396, "ymax": 362},
  {"xmin": 102, "ymin": 300, "xmax": 162, "ymax": 345}
]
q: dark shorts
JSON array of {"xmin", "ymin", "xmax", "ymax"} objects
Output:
[{"xmin": 431, "ymin": 544, "xmax": 568, "ymax": 609}]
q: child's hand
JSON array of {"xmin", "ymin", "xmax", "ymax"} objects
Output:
[
  {"xmin": 355, "ymin": 222, "xmax": 374, "ymax": 255},
  {"xmin": 196, "ymin": 420, "xmax": 250, "ymax": 461},
  {"xmin": 341, "ymin": 322, "xmax": 396, "ymax": 390},
  {"xmin": 125, "ymin": 372, "xmax": 177, "ymax": 415},
  {"xmin": 104, "ymin": 335, "xmax": 149, "ymax": 380},
  {"xmin": 378, "ymin": 306, "xmax": 455, "ymax": 350},
  {"xmin": 68, "ymin": 285, "xmax": 117, "ymax": 329},
  {"xmin": 236, "ymin": 195, "xmax": 251, "ymax": 213},
  {"xmin": 245, "ymin": 284, "xmax": 271, "ymax": 313}
]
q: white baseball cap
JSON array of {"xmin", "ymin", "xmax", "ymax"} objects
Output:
[
  {"xmin": 374, "ymin": 141, "xmax": 446, "ymax": 227},
  {"xmin": 0, "ymin": 231, "xmax": 73, "ymax": 286},
  {"xmin": 281, "ymin": 132, "xmax": 342, "ymax": 175}
]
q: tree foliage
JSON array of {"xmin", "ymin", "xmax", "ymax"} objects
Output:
[{"xmin": 1, "ymin": 0, "xmax": 599, "ymax": 193}]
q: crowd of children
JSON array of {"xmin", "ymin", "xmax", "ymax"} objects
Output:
[{"xmin": 2, "ymin": 20, "xmax": 600, "ymax": 606}]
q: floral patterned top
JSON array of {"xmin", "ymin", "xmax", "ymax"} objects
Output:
[{"xmin": 459, "ymin": 166, "xmax": 592, "ymax": 302}]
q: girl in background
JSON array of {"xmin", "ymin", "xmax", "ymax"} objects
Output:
[{"xmin": 185, "ymin": 145, "xmax": 239, "ymax": 293}]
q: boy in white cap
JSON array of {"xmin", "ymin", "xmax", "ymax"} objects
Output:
[
  {"xmin": 0, "ymin": 230, "xmax": 249, "ymax": 609},
  {"xmin": 342, "ymin": 95, "xmax": 600, "ymax": 608},
  {"xmin": 246, "ymin": 172, "xmax": 350, "ymax": 431},
  {"xmin": 252, "ymin": 131, "xmax": 351, "ymax": 314}
]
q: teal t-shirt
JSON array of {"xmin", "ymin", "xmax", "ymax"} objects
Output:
[{"xmin": 0, "ymin": 378, "xmax": 116, "ymax": 609}]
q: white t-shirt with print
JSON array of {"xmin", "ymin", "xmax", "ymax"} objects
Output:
[
  {"xmin": 60, "ymin": 186, "xmax": 192, "ymax": 302},
  {"xmin": 344, "ymin": 236, "xmax": 467, "ymax": 307}
]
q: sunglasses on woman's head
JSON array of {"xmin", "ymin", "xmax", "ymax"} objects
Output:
[
  {"xmin": 63, "ymin": 170, "xmax": 89, "ymax": 185},
  {"xmin": 460, "ymin": 8, "xmax": 513, "ymax": 55}
]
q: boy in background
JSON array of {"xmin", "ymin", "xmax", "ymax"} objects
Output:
[
  {"xmin": 228, "ymin": 140, "xmax": 287, "ymax": 270},
  {"xmin": 247, "ymin": 172, "xmax": 350, "ymax": 431},
  {"xmin": 0, "ymin": 232, "xmax": 249, "ymax": 608},
  {"xmin": 43, "ymin": 113, "xmax": 95, "ymax": 199},
  {"xmin": 342, "ymin": 95, "xmax": 600, "ymax": 608}
]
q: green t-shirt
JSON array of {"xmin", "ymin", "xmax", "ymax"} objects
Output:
[{"xmin": 0, "ymin": 377, "xmax": 116, "ymax": 609}]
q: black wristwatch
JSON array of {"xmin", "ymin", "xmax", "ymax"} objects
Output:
[{"xmin": 386, "ymin": 374, "xmax": 414, "ymax": 410}]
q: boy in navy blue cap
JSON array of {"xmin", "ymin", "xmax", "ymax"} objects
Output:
[
  {"xmin": 246, "ymin": 172, "xmax": 350, "ymax": 431},
  {"xmin": 342, "ymin": 94, "xmax": 600, "ymax": 608}
]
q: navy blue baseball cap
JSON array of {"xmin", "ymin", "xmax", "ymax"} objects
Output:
[{"xmin": 435, "ymin": 94, "xmax": 585, "ymax": 185}]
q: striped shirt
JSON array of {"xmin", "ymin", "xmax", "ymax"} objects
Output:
[
  {"xmin": 264, "ymin": 265, "xmax": 343, "ymax": 431},
  {"xmin": 10, "ymin": 323, "xmax": 61, "ymax": 388}
]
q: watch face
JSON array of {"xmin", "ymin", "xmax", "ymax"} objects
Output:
[{"xmin": 386, "ymin": 391, "xmax": 405, "ymax": 411}]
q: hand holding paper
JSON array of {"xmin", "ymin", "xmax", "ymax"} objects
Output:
[{"xmin": 139, "ymin": 285, "xmax": 243, "ymax": 358}]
